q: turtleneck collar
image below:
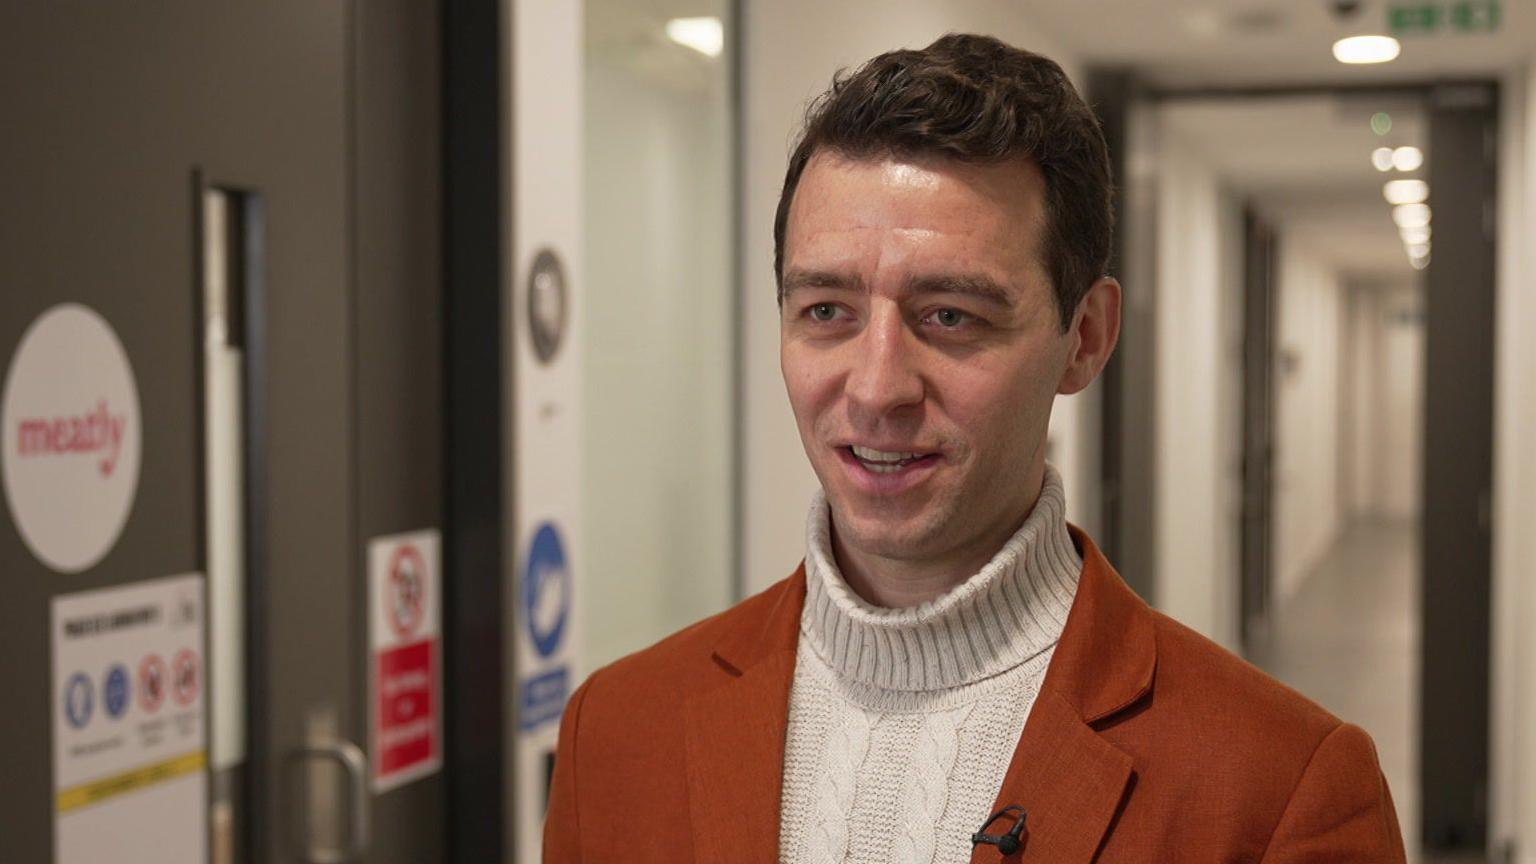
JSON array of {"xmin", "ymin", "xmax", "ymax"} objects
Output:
[{"xmin": 800, "ymin": 463, "xmax": 1083, "ymax": 692}]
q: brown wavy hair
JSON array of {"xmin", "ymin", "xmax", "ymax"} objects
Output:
[{"xmin": 772, "ymin": 33, "xmax": 1113, "ymax": 331}]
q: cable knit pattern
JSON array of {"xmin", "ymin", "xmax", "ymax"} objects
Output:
[
  {"xmin": 807, "ymin": 705, "xmax": 873, "ymax": 863},
  {"xmin": 778, "ymin": 464, "xmax": 1082, "ymax": 864},
  {"xmin": 893, "ymin": 701, "xmax": 974, "ymax": 862}
]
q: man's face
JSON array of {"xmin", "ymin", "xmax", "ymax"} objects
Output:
[{"xmin": 779, "ymin": 150, "xmax": 1076, "ymax": 566}]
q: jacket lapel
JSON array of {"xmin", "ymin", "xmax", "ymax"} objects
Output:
[
  {"xmin": 969, "ymin": 690, "xmax": 1134, "ymax": 862},
  {"xmin": 683, "ymin": 566, "xmax": 806, "ymax": 863},
  {"xmin": 971, "ymin": 528, "xmax": 1157, "ymax": 863},
  {"xmin": 682, "ymin": 529, "xmax": 1157, "ymax": 864}
]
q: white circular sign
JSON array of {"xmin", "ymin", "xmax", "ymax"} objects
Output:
[{"xmin": 2, "ymin": 304, "xmax": 141, "ymax": 573}]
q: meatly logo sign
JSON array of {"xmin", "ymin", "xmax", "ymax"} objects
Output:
[
  {"xmin": 15, "ymin": 399, "xmax": 129, "ymax": 477},
  {"xmin": 2, "ymin": 303, "xmax": 142, "ymax": 574}
]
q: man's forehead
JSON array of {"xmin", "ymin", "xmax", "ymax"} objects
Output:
[
  {"xmin": 784, "ymin": 151, "xmax": 1047, "ymax": 280},
  {"xmin": 789, "ymin": 151, "xmax": 1044, "ymax": 240}
]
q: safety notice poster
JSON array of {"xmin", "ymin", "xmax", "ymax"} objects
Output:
[
  {"xmin": 52, "ymin": 573, "xmax": 207, "ymax": 864},
  {"xmin": 369, "ymin": 529, "xmax": 442, "ymax": 792}
]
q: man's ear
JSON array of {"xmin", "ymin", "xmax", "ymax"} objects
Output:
[{"xmin": 1058, "ymin": 276, "xmax": 1122, "ymax": 396}]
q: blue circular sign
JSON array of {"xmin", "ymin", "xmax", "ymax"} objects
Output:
[
  {"xmin": 523, "ymin": 522, "xmax": 570, "ymax": 659},
  {"xmin": 64, "ymin": 673, "xmax": 93, "ymax": 729},
  {"xmin": 103, "ymin": 664, "xmax": 130, "ymax": 719}
]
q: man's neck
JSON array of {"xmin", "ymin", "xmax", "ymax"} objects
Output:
[{"xmin": 831, "ymin": 479, "xmax": 1045, "ymax": 609}]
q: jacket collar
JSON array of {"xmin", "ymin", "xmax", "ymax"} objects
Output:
[
  {"xmin": 682, "ymin": 564, "xmax": 807, "ymax": 862},
  {"xmin": 1039, "ymin": 526, "xmax": 1158, "ymax": 723},
  {"xmin": 684, "ymin": 528, "xmax": 1156, "ymax": 863}
]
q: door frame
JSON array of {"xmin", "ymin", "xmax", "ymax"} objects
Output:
[
  {"xmin": 443, "ymin": 0, "xmax": 510, "ymax": 861},
  {"xmin": 1088, "ymin": 73, "xmax": 1501, "ymax": 855}
]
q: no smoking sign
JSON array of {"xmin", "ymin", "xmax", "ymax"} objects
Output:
[
  {"xmin": 388, "ymin": 544, "xmax": 427, "ymax": 639},
  {"xmin": 368, "ymin": 530, "xmax": 441, "ymax": 792},
  {"xmin": 138, "ymin": 654, "xmax": 166, "ymax": 713}
]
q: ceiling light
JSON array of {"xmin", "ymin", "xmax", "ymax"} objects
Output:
[
  {"xmin": 1334, "ymin": 35, "xmax": 1402, "ymax": 64},
  {"xmin": 1393, "ymin": 203, "xmax": 1431, "ymax": 228},
  {"xmin": 1410, "ymin": 255, "xmax": 1430, "ymax": 271},
  {"xmin": 1407, "ymin": 242, "xmax": 1431, "ymax": 258},
  {"xmin": 1372, "ymin": 147, "xmax": 1395, "ymax": 171},
  {"xmin": 666, "ymin": 17, "xmax": 724, "ymax": 58},
  {"xmin": 1400, "ymin": 225, "xmax": 1431, "ymax": 244},
  {"xmin": 1392, "ymin": 146, "xmax": 1424, "ymax": 171},
  {"xmin": 1383, "ymin": 179, "xmax": 1429, "ymax": 205}
]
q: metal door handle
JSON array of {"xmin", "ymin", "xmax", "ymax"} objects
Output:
[{"xmin": 285, "ymin": 741, "xmax": 369, "ymax": 863}]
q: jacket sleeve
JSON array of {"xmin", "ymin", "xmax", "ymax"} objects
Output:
[
  {"xmin": 543, "ymin": 673, "xmax": 598, "ymax": 864},
  {"xmin": 1258, "ymin": 722, "xmax": 1407, "ymax": 863}
]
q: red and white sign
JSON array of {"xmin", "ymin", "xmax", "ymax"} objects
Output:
[
  {"xmin": 138, "ymin": 654, "xmax": 166, "ymax": 714},
  {"xmin": 368, "ymin": 530, "xmax": 441, "ymax": 791},
  {"xmin": 172, "ymin": 649, "xmax": 200, "ymax": 707},
  {"xmin": 2, "ymin": 303, "xmax": 142, "ymax": 573}
]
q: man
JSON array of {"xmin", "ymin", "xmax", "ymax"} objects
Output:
[{"xmin": 545, "ymin": 34, "xmax": 1405, "ymax": 863}]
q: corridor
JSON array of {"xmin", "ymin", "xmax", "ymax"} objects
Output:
[{"xmin": 1250, "ymin": 519, "xmax": 1421, "ymax": 861}]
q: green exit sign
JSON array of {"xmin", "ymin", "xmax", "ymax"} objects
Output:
[{"xmin": 1389, "ymin": 0, "xmax": 1502, "ymax": 34}]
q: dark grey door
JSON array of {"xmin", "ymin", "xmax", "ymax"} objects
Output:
[
  {"xmin": 1419, "ymin": 82, "xmax": 1498, "ymax": 855},
  {"xmin": 0, "ymin": 3, "xmax": 445, "ymax": 862},
  {"xmin": 1239, "ymin": 209, "xmax": 1278, "ymax": 649}
]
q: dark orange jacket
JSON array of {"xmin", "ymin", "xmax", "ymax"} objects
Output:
[{"xmin": 544, "ymin": 528, "xmax": 1406, "ymax": 862}]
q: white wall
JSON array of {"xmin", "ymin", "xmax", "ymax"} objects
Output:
[
  {"xmin": 740, "ymin": 2, "xmax": 1087, "ymax": 593},
  {"xmin": 1149, "ymin": 126, "xmax": 1245, "ymax": 650},
  {"xmin": 1343, "ymin": 285, "xmax": 1374, "ymax": 520},
  {"xmin": 1493, "ymin": 59, "xmax": 1536, "ymax": 861},
  {"xmin": 1343, "ymin": 283, "xmax": 1423, "ymax": 522},
  {"xmin": 582, "ymin": 51, "xmax": 734, "ymax": 668},
  {"xmin": 1271, "ymin": 238, "xmax": 1345, "ymax": 605},
  {"xmin": 1376, "ymin": 291, "xmax": 1423, "ymax": 519}
]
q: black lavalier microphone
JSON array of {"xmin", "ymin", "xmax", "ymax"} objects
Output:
[{"xmin": 971, "ymin": 804, "xmax": 1028, "ymax": 855}]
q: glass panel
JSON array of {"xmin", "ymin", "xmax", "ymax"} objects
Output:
[{"xmin": 582, "ymin": 0, "xmax": 735, "ymax": 669}]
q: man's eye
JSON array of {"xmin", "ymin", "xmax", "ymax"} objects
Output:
[
  {"xmin": 809, "ymin": 303, "xmax": 839, "ymax": 322},
  {"xmin": 929, "ymin": 308, "xmax": 969, "ymax": 327}
]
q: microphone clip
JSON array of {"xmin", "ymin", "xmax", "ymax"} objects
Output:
[{"xmin": 970, "ymin": 804, "xmax": 1028, "ymax": 856}]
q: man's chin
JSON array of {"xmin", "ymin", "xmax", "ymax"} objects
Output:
[{"xmin": 827, "ymin": 502, "xmax": 946, "ymax": 561}]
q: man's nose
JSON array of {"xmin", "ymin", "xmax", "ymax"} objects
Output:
[{"xmin": 846, "ymin": 302, "xmax": 924, "ymax": 420}]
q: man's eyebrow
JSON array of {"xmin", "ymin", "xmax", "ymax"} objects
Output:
[
  {"xmin": 780, "ymin": 270, "xmax": 864, "ymax": 298},
  {"xmin": 905, "ymin": 274, "xmax": 1015, "ymax": 307}
]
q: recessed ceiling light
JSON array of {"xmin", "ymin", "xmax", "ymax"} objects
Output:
[
  {"xmin": 1334, "ymin": 35, "xmax": 1401, "ymax": 64},
  {"xmin": 1392, "ymin": 146, "xmax": 1424, "ymax": 171},
  {"xmin": 1400, "ymin": 225, "xmax": 1431, "ymax": 244},
  {"xmin": 1372, "ymin": 147, "xmax": 1395, "ymax": 171},
  {"xmin": 1384, "ymin": 179, "xmax": 1429, "ymax": 205},
  {"xmin": 666, "ymin": 17, "xmax": 723, "ymax": 58},
  {"xmin": 1393, "ymin": 203, "xmax": 1431, "ymax": 228},
  {"xmin": 1410, "ymin": 255, "xmax": 1430, "ymax": 271},
  {"xmin": 1407, "ymin": 242, "xmax": 1431, "ymax": 258}
]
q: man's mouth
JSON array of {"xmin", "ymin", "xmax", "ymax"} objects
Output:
[{"xmin": 846, "ymin": 445, "xmax": 940, "ymax": 474}]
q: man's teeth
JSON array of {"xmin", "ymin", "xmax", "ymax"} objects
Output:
[{"xmin": 850, "ymin": 445, "xmax": 924, "ymax": 472}]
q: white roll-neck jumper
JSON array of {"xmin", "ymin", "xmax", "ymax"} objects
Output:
[{"xmin": 778, "ymin": 464, "xmax": 1083, "ymax": 864}]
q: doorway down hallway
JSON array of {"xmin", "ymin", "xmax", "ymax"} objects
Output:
[{"xmin": 1248, "ymin": 519, "xmax": 1422, "ymax": 862}]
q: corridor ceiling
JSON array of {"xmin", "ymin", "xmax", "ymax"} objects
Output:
[{"xmin": 1022, "ymin": 0, "xmax": 1535, "ymax": 88}]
